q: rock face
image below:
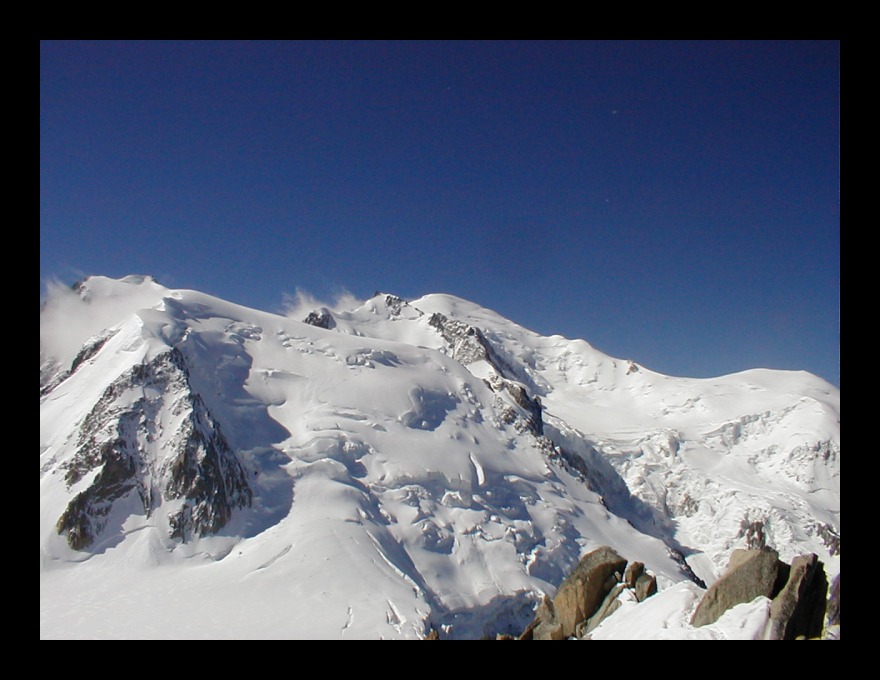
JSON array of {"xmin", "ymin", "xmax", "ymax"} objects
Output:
[
  {"xmin": 303, "ymin": 309, "xmax": 335, "ymax": 329},
  {"xmin": 690, "ymin": 548, "xmax": 830, "ymax": 639},
  {"xmin": 634, "ymin": 573, "xmax": 658, "ymax": 602},
  {"xmin": 690, "ymin": 548, "xmax": 786, "ymax": 628},
  {"xmin": 827, "ymin": 573, "xmax": 840, "ymax": 627},
  {"xmin": 521, "ymin": 546, "xmax": 642, "ymax": 640},
  {"xmin": 428, "ymin": 312, "xmax": 502, "ymax": 369},
  {"xmin": 766, "ymin": 553, "xmax": 828, "ymax": 640},
  {"xmin": 581, "ymin": 582, "xmax": 627, "ymax": 636},
  {"xmin": 40, "ymin": 329, "xmax": 118, "ymax": 397},
  {"xmin": 54, "ymin": 348, "xmax": 252, "ymax": 550},
  {"xmin": 428, "ymin": 311, "xmax": 547, "ymax": 441}
]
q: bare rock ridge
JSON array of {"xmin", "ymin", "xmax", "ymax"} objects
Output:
[
  {"xmin": 54, "ymin": 347, "xmax": 252, "ymax": 550},
  {"xmin": 690, "ymin": 547, "xmax": 829, "ymax": 640},
  {"xmin": 302, "ymin": 308, "xmax": 335, "ymax": 329},
  {"xmin": 519, "ymin": 546, "xmax": 657, "ymax": 640}
]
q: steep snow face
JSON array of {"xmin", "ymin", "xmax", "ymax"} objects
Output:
[
  {"xmin": 40, "ymin": 278, "xmax": 840, "ymax": 639},
  {"xmin": 405, "ymin": 293, "xmax": 841, "ymax": 585}
]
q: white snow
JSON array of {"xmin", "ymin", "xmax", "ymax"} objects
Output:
[{"xmin": 40, "ymin": 276, "xmax": 840, "ymax": 639}]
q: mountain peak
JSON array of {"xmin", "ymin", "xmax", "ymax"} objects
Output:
[{"xmin": 40, "ymin": 276, "xmax": 839, "ymax": 639}]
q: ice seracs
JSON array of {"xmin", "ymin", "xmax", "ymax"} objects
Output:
[{"xmin": 40, "ymin": 276, "xmax": 839, "ymax": 639}]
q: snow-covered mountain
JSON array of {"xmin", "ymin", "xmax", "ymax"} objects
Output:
[{"xmin": 40, "ymin": 276, "xmax": 840, "ymax": 639}]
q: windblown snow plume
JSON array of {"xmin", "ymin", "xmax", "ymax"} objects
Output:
[{"xmin": 40, "ymin": 276, "xmax": 839, "ymax": 639}]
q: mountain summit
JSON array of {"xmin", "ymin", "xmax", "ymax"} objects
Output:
[{"xmin": 40, "ymin": 276, "xmax": 839, "ymax": 639}]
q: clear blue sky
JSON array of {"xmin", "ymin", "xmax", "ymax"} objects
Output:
[{"xmin": 40, "ymin": 41, "xmax": 840, "ymax": 387}]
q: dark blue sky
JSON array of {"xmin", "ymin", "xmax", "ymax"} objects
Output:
[{"xmin": 40, "ymin": 41, "xmax": 840, "ymax": 386}]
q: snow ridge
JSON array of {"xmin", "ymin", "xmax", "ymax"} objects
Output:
[{"xmin": 40, "ymin": 276, "xmax": 840, "ymax": 639}]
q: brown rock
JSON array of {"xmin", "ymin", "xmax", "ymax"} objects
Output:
[
  {"xmin": 624, "ymin": 561, "xmax": 645, "ymax": 589},
  {"xmin": 634, "ymin": 572, "xmax": 657, "ymax": 602},
  {"xmin": 527, "ymin": 546, "xmax": 627, "ymax": 640},
  {"xmin": 767, "ymin": 553, "xmax": 828, "ymax": 640},
  {"xmin": 690, "ymin": 548, "xmax": 784, "ymax": 628},
  {"xmin": 583, "ymin": 582, "xmax": 627, "ymax": 635}
]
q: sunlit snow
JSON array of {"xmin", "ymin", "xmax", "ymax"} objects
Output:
[{"xmin": 40, "ymin": 276, "xmax": 839, "ymax": 639}]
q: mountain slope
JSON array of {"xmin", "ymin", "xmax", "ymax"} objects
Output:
[{"xmin": 39, "ymin": 276, "xmax": 839, "ymax": 639}]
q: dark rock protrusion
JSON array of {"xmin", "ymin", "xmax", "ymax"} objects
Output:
[
  {"xmin": 303, "ymin": 309, "xmax": 335, "ymax": 329},
  {"xmin": 428, "ymin": 312, "xmax": 516, "ymax": 376},
  {"xmin": 580, "ymin": 582, "xmax": 627, "ymax": 636},
  {"xmin": 690, "ymin": 548, "xmax": 831, "ymax": 638},
  {"xmin": 55, "ymin": 348, "xmax": 252, "ymax": 550},
  {"xmin": 827, "ymin": 573, "xmax": 840, "ymax": 627},
  {"xmin": 743, "ymin": 520, "xmax": 767, "ymax": 550},
  {"xmin": 815, "ymin": 523, "xmax": 840, "ymax": 556},
  {"xmin": 624, "ymin": 561, "xmax": 645, "ymax": 589},
  {"xmin": 521, "ymin": 546, "xmax": 628, "ymax": 640},
  {"xmin": 690, "ymin": 548, "xmax": 784, "ymax": 627},
  {"xmin": 667, "ymin": 547, "xmax": 707, "ymax": 589},
  {"xmin": 40, "ymin": 330, "xmax": 119, "ymax": 398},
  {"xmin": 767, "ymin": 553, "xmax": 828, "ymax": 640},
  {"xmin": 634, "ymin": 573, "xmax": 658, "ymax": 602}
]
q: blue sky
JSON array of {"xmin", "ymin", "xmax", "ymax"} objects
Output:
[{"xmin": 40, "ymin": 41, "xmax": 840, "ymax": 387}]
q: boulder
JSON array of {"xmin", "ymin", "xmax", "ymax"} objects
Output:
[
  {"xmin": 634, "ymin": 572, "xmax": 658, "ymax": 602},
  {"xmin": 581, "ymin": 582, "xmax": 627, "ymax": 636},
  {"xmin": 624, "ymin": 561, "xmax": 645, "ymax": 589},
  {"xmin": 691, "ymin": 548, "xmax": 785, "ymax": 627},
  {"xmin": 766, "ymin": 553, "xmax": 828, "ymax": 640},
  {"xmin": 303, "ymin": 309, "xmax": 334, "ymax": 329},
  {"xmin": 523, "ymin": 546, "xmax": 627, "ymax": 640}
]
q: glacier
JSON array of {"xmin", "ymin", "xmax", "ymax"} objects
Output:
[{"xmin": 40, "ymin": 275, "xmax": 839, "ymax": 639}]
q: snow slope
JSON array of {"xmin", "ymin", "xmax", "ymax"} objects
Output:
[{"xmin": 40, "ymin": 276, "xmax": 840, "ymax": 639}]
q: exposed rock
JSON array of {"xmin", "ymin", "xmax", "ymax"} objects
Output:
[
  {"xmin": 581, "ymin": 582, "xmax": 626, "ymax": 636},
  {"xmin": 429, "ymin": 312, "xmax": 493, "ymax": 366},
  {"xmin": 667, "ymin": 547, "xmax": 707, "ymax": 589},
  {"xmin": 743, "ymin": 519, "xmax": 767, "ymax": 550},
  {"xmin": 814, "ymin": 522, "xmax": 840, "ymax": 556},
  {"xmin": 690, "ymin": 548, "xmax": 785, "ymax": 627},
  {"xmin": 40, "ymin": 330, "xmax": 119, "ymax": 398},
  {"xmin": 634, "ymin": 573, "xmax": 657, "ymax": 602},
  {"xmin": 827, "ymin": 573, "xmax": 840, "ymax": 627},
  {"xmin": 383, "ymin": 294, "xmax": 405, "ymax": 315},
  {"xmin": 55, "ymin": 348, "xmax": 252, "ymax": 549},
  {"xmin": 624, "ymin": 561, "xmax": 645, "ymax": 589},
  {"xmin": 55, "ymin": 440, "xmax": 140, "ymax": 550},
  {"xmin": 522, "ymin": 546, "xmax": 627, "ymax": 640},
  {"xmin": 766, "ymin": 553, "xmax": 828, "ymax": 640},
  {"xmin": 485, "ymin": 373, "xmax": 544, "ymax": 436},
  {"xmin": 303, "ymin": 309, "xmax": 335, "ymax": 329}
]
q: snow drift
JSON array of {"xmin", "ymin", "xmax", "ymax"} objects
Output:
[{"xmin": 40, "ymin": 276, "xmax": 839, "ymax": 639}]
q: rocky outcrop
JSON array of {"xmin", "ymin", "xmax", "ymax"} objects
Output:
[
  {"xmin": 579, "ymin": 582, "xmax": 627, "ymax": 637},
  {"xmin": 55, "ymin": 348, "xmax": 252, "ymax": 550},
  {"xmin": 428, "ymin": 311, "xmax": 546, "ymax": 438},
  {"xmin": 40, "ymin": 330, "xmax": 118, "ymax": 398},
  {"xmin": 690, "ymin": 548, "xmax": 830, "ymax": 639},
  {"xmin": 766, "ymin": 553, "xmax": 828, "ymax": 640},
  {"xmin": 376, "ymin": 293, "xmax": 421, "ymax": 318},
  {"xmin": 827, "ymin": 573, "xmax": 840, "ymax": 627},
  {"xmin": 484, "ymin": 373, "xmax": 544, "ymax": 436},
  {"xmin": 635, "ymin": 573, "xmax": 658, "ymax": 602},
  {"xmin": 303, "ymin": 309, "xmax": 335, "ymax": 329},
  {"xmin": 690, "ymin": 548, "xmax": 786, "ymax": 627},
  {"xmin": 429, "ymin": 312, "xmax": 499, "ymax": 368},
  {"xmin": 520, "ymin": 546, "xmax": 659, "ymax": 640}
]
